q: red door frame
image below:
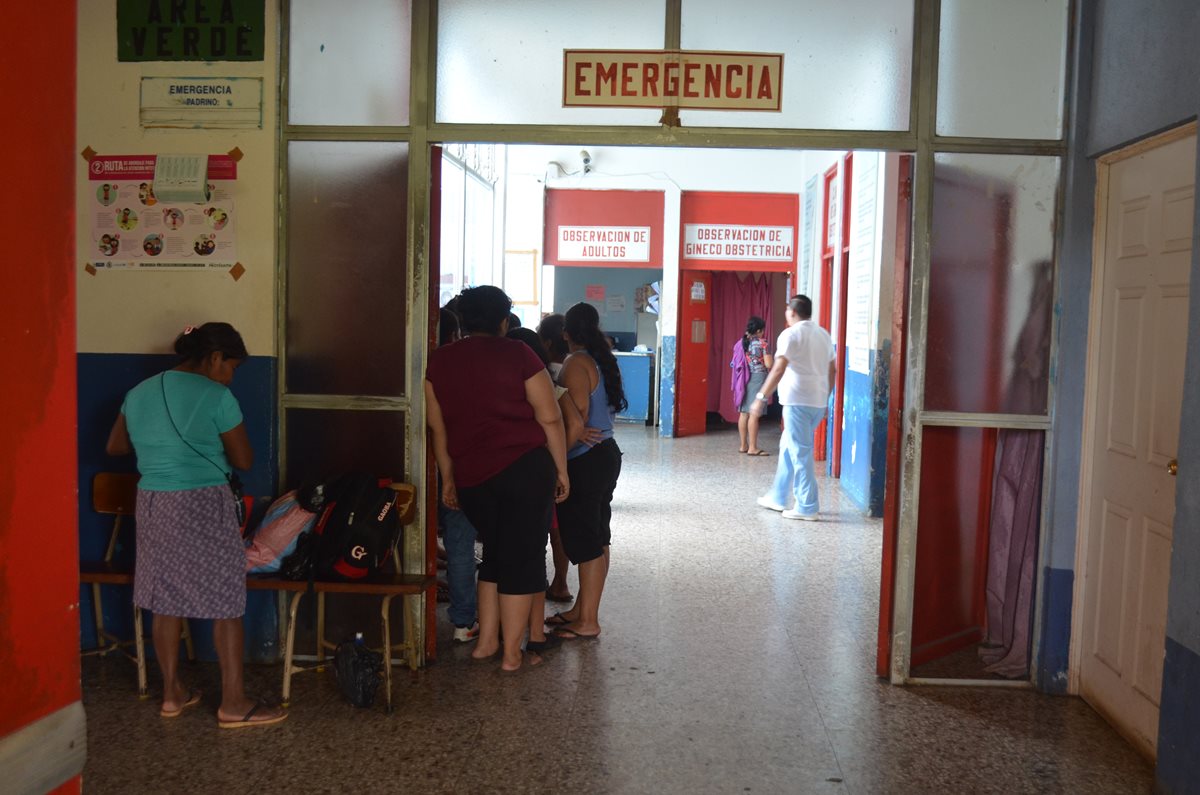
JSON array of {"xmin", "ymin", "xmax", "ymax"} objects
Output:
[
  {"xmin": 815, "ymin": 165, "xmax": 838, "ymax": 462},
  {"xmin": 675, "ymin": 270, "xmax": 713, "ymax": 437},
  {"xmin": 877, "ymin": 155, "xmax": 913, "ymax": 677},
  {"xmin": 831, "ymin": 154, "xmax": 853, "ymax": 478}
]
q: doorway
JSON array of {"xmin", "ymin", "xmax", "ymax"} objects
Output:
[{"xmin": 1074, "ymin": 123, "xmax": 1196, "ymax": 758}]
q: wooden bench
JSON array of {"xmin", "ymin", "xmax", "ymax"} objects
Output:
[
  {"xmin": 80, "ymin": 472, "xmax": 195, "ymax": 699},
  {"xmin": 244, "ymin": 482, "xmax": 434, "ymax": 713},
  {"xmin": 82, "ymin": 476, "xmax": 433, "ymax": 713}
]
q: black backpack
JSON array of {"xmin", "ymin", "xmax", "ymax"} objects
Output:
[{"xmin": 282, "ymin": 473, "xmax": 402, "ymax": 581}]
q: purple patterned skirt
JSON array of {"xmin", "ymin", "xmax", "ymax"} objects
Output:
[{"xmin": 134, "ymin": 485, "xmax": 246, "ymax": 619}]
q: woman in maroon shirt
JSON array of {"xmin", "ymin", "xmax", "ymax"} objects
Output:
[{"xmin": 425, "ymin": 286, "xmax": 570, "ymax": 671}]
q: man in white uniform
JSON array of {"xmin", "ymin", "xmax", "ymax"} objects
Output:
[{"xmin": 751, "ymin": 295, "xmax": 836, "ymax": 520}]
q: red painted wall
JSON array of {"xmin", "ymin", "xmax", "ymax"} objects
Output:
[
  {"xmin": 544, "ymin": 189, "xmax": 665, "ymax": 268},
  {"xmin": 679, "ymin": 191, "xmax": 799, "ymax": 274},
  {"xmin": 0, "ymin": 0, "xmax": 81, "ymax": 779}
]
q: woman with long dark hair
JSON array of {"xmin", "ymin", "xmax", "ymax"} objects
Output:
[
  {"xmin": 546, "ymin": 302, "xmax": 625, "ymax": 640},
  {"xmin": 535, "ymin": 313, "xmax": 575, "ymax": 603},
  {"xmin": 730, "ymin": 315, "xmax": 773, "ymax": 456},
  {"xmin": 106, "ymin": 322, "xmax": 285, "ymax": 728},
  {"xmin": 426, "ymin": 286, "xmax": 570, "ymax": 670}
]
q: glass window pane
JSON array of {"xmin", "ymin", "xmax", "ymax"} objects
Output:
[
  {"xmin": 680, "ymin": 0, "xmax": 913, "ymax": 130},
  {"xmin": 936, "ymin": 0, "xmax": 1068, "ymax": 139},
  {"xmin": 925, "ymin": 154, "xmax": 1059, "ymax": 415},
  {"xmin": 437, "ymin": 0, "xmax": 664, "ymax": 125},
  {"xmin": 440, "ymin": 157, "xmax": 465, "ymax": 298},
  {"xmin": 285, "ymin": 409, "xmax": 406, "ymax": 489},
  {"xmin": 289, "ymin": 0, "xmax": 411, "ymax": 126},
  {"xmin": 286, "ymin": 141, "xmax": 408, "ymax": 396},
  {"xmin": 464, "ymin": 175, "xmax": 494, "ymax": 286}
]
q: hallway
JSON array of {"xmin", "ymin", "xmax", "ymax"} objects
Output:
[{"xmin": 82, "ymin": 426, "xmax": 1153, "ymax": 793}]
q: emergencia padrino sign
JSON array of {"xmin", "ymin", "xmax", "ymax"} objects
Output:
[{"xmin": 564, "ymin": 50, "xmax": 783, "ymax": 112}]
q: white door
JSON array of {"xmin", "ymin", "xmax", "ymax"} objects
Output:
[{"xmin": 1079, "ymin": 129, "xmax": 1195, "ymax": 758}]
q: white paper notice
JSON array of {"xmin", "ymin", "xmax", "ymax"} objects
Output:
[{"xmin": 153, "ymin": 154, "xmax": 210, "ymax": 203}]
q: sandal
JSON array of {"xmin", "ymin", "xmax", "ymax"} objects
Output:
[
  {"xmin": 746, "ymin": 450, "xmax": 770, "ymax": 457},
  {"xmin": 218, "ymin": 701, "xmax": 287, "ymax": 729},
  {"xmin": 544, "ymin": 612, "xmax": 574, "ymax": 626},
  {"xmin": 160, "ymin": 689, "xmax": 201, "ymax": 718},
  {"xmin": 545, "ymin": 588, "xmax": 574, "ymax": 604},
  {"xmin": 526, "ymin": 633, "xmax": 562, "ymax": 654},
  {"xmin": 554, "ymin": 626, "xmax": 601, "ymax": 641}
]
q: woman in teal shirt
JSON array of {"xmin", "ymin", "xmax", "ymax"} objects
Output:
[{"xmin": 106, "ymin": 322, "xmax": 284, "ymax": 728}]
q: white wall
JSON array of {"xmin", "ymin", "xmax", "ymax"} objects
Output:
[{"xmin": 76, "ymin": 1, "xmax": 279, "ymax": 356}]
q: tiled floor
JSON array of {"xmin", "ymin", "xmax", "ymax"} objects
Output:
[{"xmin": 82, "ymin": 426, "xmax": 1154, "ymax": 794}]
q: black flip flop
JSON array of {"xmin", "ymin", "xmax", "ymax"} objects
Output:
[{"xmin": 544, "ymin": 612, "xmax": 573, "ymax": 626}]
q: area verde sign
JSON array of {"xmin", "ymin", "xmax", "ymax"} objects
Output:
[{"xmin": 118, "ymin": 0, "xmax": 264, "ymax": 61}]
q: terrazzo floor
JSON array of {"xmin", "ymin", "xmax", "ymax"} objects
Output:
[{"xmin": 81, "ymin": 425, "xmax": 1154, "ymax": 794}]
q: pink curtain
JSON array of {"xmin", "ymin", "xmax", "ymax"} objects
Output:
[{"xmin": 707, "ymin": 272, "xmax": 775, "ymax": 422}]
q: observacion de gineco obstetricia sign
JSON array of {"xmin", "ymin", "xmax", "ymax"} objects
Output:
[
  {"xmin": 683, "ymin": 224, "xmax": 794, "ymax": 262},
  {"xmin": 564, "ymin": 50, "xmax": 783, "ymax": 112}
]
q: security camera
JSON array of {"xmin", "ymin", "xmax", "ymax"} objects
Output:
[{"xmin": 580, "ymin": 150, "xmax": 592, "ymax": 165}]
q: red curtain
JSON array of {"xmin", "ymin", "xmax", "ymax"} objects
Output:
[{"xmin": 707, "ymin": 272, "xmax": 775, "ymax": 422}]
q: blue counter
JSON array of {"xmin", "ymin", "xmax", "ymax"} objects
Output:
[{"xmin": 615, "ymin": 352, "xmax": 655, "ymax": 424}]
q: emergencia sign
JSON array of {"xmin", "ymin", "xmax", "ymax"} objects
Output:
[
  {"xmin": 564, "ymin": 50, "xmax": 783, "ymax": 112},
  {"xmin": 140, "ymin": 77, "xmax": 263, "ymax": 128}
]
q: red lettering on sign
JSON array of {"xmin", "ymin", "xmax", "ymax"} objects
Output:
[
  {"xmin": 757, "ymin": 66, "xmax": 774, "ymax": 99},
  {"xmin": 704, "ymin": 64, "xmax": 721, "ymax": 98},
  {"xmin": 726, "ymin": 64, "xmax": 743, "ymax": 98},
  {"xmin": 574, "ymin": 61, "xmax": 591, "ymax": 97},
  {"xmin": 621, "ymin": 62, "xmax": 636, "ymax": 96},
  {"xmin": 596, "ymin": 62, "xmax": 617, "ymax": 96},
  {"xmin": 683, "ymin": 62, "xmax": 700, "ymax": 98},
  {"xmin": 664, "ymin": 62, "xmax": 680, "ymax": 96},
  {"xmin": 642, "ymin": 62, "xmax": 659, "ymax": 96}
]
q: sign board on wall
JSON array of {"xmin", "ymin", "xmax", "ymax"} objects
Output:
[
  {"xmin": 118, "ymin": 0, "xmax": 265, "ymax": 61},
  {"xmin": 140, "ymin": 77, "xmax": 263, "ymax": 128},
  {"xmin": 544, "ymin": 189, "xmax": 665, "ymax": 268},
  {"xmin": 87, "ymin": 154, "xmax": 238, "ymax": 272},
  {"xmin": 558, "ymin": 226, "xmax": 652, "ymax": 262},
  {"xmin": 683, "ymin": 225, "xmax": 794, "ymax": 261},
  {"xmin": 564, "ymin": 50, "xmax": 783, "ymax": 111},
  {"xmin": 679, "ymin": 192, "xmax": 799, "ymax": 273},
  {"xmin": 846, "ymin": 154, "xmax": 881, "ymax": 374}
]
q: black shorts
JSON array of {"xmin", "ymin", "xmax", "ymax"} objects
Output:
[
  {"xmin": 458, "ymin": 446, "xmax": 554, "ymax": 595},
  {"xmin": 558, "ymin": 438, "xmax": 622, "ymax": 564}
]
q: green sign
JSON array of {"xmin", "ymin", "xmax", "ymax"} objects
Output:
[{"xmin": 118, "ymin": 0, "xmax": 264, "ymax": 62}]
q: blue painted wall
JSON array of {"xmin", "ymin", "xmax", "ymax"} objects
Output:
[
  {"xmin": 77, "ymin": 353, "xmax": 279, "ymax": 662},
  {"xmin": 659, "ymin": 335, "xmax": 676, "ymax": 436},
  {"xmin": 838, "ymin": 347, "xmax": 888, "ymax": 517}
]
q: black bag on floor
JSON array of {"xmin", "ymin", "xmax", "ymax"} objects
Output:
[{"xmin": 334, "ymin": 634, "xmax": 382, "ymax": 708}]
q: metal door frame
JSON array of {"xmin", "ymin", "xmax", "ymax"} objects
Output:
[{"xmin": 278, "ymin": 0, "xmax": 1072, "ymax": 681}]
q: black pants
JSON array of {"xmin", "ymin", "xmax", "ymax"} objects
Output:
[
  {"xmin": 558, "ymin": 438, "xmax": 622, "ymax": 565},
  {"xmin": 458, "ymin": 446, "xmax": 554, "ymax": 595}
]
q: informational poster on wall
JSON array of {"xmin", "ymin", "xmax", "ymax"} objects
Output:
[
  {"xmin": 846, "ymin": 154, "xmax": 880, "ymax": 374},
  {"xmin": 799, "ymin": 175, "xmax": 818, "ymax": 295},
  {"xmin": 87, "ymin": 154, "xmax": 238, "ymax": 272}
]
